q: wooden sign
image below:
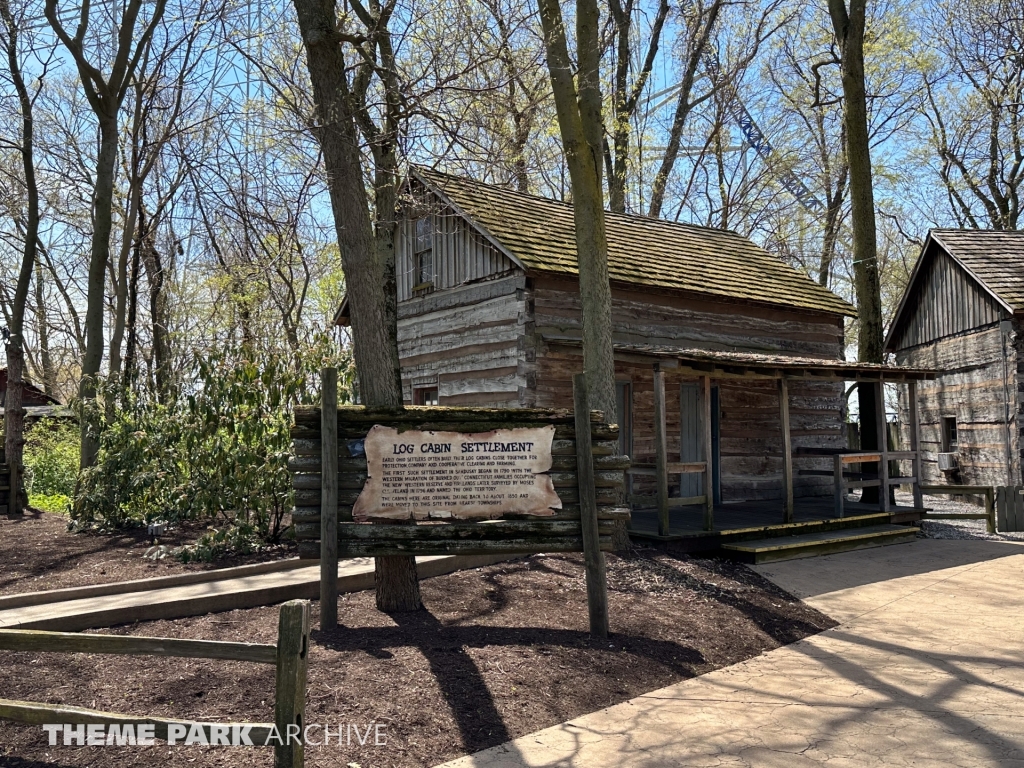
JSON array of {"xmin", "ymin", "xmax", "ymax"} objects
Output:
[{"xmin": 352, "ymin": 425, "xmax": 561, "ymax": 521}]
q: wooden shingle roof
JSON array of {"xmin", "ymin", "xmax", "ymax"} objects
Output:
[
  {"xmin": 413, "ymin": 167, "xmax": 855, "ymax": 317},
  {"xmin": 930, "ymin": 229, "xmax": 1024, "ymax": 312}
]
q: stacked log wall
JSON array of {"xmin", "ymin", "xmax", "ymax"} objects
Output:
[
  {"xmin": 289, "ymin": 407, "xmax": 627, "ymax": 558},
  {"xmin": 397, "ymin": 275, "xmax": 532, "ymax": 407},
  {"xmin": 896, "ymin": 323, "xmax": 1020, "ymax": 488},
  {"xmin": 531, "ymin": 278, "xmax": 847, "ymax": 502}
]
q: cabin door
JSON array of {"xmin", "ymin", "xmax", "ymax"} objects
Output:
[{"xmin": 680, "ymin": 383, "xmax": 721, "ymax": 502}]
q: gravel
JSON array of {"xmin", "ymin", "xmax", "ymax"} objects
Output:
[{"xmin": 893, "ymin": 490, "xmax": 1024, "ymax": 541}]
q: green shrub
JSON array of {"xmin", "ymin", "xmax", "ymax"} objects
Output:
[
  {"xmin": 72, "ymin": 338, "xmax": 351, "ymax": 559},
  {"xmin": 24, "ymin": 417, "xmax": 80, "ymax": 498},
  {"xmin": 28, "ymin": 493, "xmax": 72, "ymax": 514}
]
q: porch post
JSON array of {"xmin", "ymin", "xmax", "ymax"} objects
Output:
[
  {"xmin": 874, "ymin": 379, "xmax": 890, "ymax": 513},
  {"xmin": 702, "ymin": 374, "xmax": 714, "ymax": 531},
  {"xmin": 653, "ymin": 365, "xmax": 670, "ymax": 536},
  {"xmin": 779, "ymin": 377, "xmax": 794, "ymax": 523},
  {"xmin": 908, "ymin": 380, "xmax": 924, "ymax": 509}
]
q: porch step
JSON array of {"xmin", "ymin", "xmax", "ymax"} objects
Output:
[{"xmin": 720, "ymin": 524, "xmax": 919, "ymax": 564}]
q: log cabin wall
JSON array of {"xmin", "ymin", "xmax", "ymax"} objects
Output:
[
  {"xmin": 895, "ymin": 324, "xmax": 1020, "ymax": 488},
  {"xmin": 1017, "ymin": 316, "xmax": 1024, "ymax": 482},
  {"xmin": 887, "ymin": 232, "xmax": 1024, "ymax": 490},
  {"xmin": 531, "ymin": 277, "xmax": 847, "ymax": 501},
  {"xmin": 395, "ymin": 185, "xmax": 536, "ymax": 407},
  {"xmin": 397, "ymin": 275, "xmax": 532, "ymax": 407}
]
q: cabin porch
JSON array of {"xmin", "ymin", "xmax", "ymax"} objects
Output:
[
  {"xmin": 629, "ymin": 496, "xmax": 923, "ymax": 539},
  {"xmin": 614, "ymin": 345, "xmax": 936, "ymax": 556}
]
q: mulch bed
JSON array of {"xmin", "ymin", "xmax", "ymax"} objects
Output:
[
  {"xmin": 0, "ymin": 510, "xmax": 296, "ymax": 596},
  {"xmin": 0, "ymin": 549, "xmax": 836, "ymax": 767}
]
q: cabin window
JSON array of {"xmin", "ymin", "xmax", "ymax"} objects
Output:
[
  {"xmin": 615, "ymin": 381, "xmax": 633, "ymax": 457},
  {"xmin": 942, "ymin": 416, "xmax": 958, "ymax": 451},
  {"xmin": 414, "ymin": 217, "xmax": 434, "ymax": 286},
  {"xmin": 414, "ymin": 386, "xmax": 439, "ymax": 406}
]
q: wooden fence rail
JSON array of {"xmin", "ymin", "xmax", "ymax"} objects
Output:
[
  {"xmin": 0, "ymin": 600, "xmax": 310, "ymax": 767},
  {"xmin": 919, "ymin": 485, "xmax": 996, "ymax": 534}
]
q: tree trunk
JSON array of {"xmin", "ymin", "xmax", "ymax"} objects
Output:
[
  {"xmin": 829, "ymin": 0, "xmax": 883, "ymax": 502},
  {"xmin": 2, "ymin": 0, "xmax": 41, "ymax": 513},
  {"xmin": 79, "ymin": 116, "xmax": 120, "ymax": 469},
  {"xmin": 829, "ymin": 0, "xmax": 882, "ymax": 364},
  {"xmin": 108, "ymin": 183, "xmax": 142, "ymax": 382},
  {"xmin": 138, "ymin": 207, "xmax": 170, "ymax": 399},
  {"xmin": 818, "ymin": 161, "xmax": 848, "ymax": 287},
  {"xmin": 292, "ymin": 0, "xmax": 420, "ymax": 612},
  {"xmin": 33, "ymin": 255, "xmax": 56, "ymax": 397},
  {"xmin": 537, "ymin": 0, "xmax": 617, "ymax": 421},
  {"xmin": 124, "ymin": 212, "xmax": 142, "ymax": 385}
]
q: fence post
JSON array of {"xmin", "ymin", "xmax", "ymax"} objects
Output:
[
  {"xmin": 274, "ymin": 600, "xmax": 310, "ymax": 768},
  {"xmin": 985, "ymin": 487, "xmax": 996, "ymax": 534},
  {"xmin": 320, "ymin": 368, "xmax": 339, "ymax": 631},
  {"xmin": 573, "ymin": 373, "xmax": 609, "ymax": 639},
  {"xmin": 652, "ymin": 366, "xmax": 669, "ymax": 537}
]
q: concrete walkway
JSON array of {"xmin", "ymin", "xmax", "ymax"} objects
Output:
[
  {"xmin": 438, "ymin": 539, "xmax": 1024, "ymax": 767},
  {"xmin": 0, "ymin": 554, "xmax": 508, "ymax": 631}
]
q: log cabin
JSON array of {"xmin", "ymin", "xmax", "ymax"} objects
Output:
[
  {"xmin": 886, "ymin": 229, "xmax": 1024, "ymax": 489},
  {"xmin": 0, "ymin": 369, "xmax": 59, "ymax": 408},
  {"xmin": 337, "ymin": 168, "xmax": 932, "ymax": 548}
]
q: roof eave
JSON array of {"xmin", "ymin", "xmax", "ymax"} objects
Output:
[
  {"xmin": 525, "ymin": 267, "xmax": 855, "ymax": 318},
  {"xmin": 929, "ymin": 230, "xmax": 1018, "ymax": 314},
  {"xmin": 410, "ymin": 167, "xmax": 527, "ymax": 272}
]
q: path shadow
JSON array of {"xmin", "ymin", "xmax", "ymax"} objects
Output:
[{"xmin": 312, "ymin": 610, "xmax": 705, "ymax": 755}]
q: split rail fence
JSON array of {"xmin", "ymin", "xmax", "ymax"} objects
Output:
[
  {"xmin": 289, "ymin": 371, "xmax": 629, "ymax": 637},
  {"xmin": 0, "ymin": 600, "xmax": 310, "ymax": 768},
  {"xmin": 919, "ymin": 484, "xmax": 996, "ymax": 533}
]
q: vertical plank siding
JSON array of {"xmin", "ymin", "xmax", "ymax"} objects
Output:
[
  {"xmin": 396, "ymin": 193, "xmax": 516, "ymax": 302},
  {"xmin": 890, "ymin": 247, "xmax": 1006, "ymax": 350}
]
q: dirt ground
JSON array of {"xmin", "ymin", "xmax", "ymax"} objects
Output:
[
  {"xmin": 0, "ymin": 549, "xmax": 836, "ymax": 768},
  {"xmin": 0, "ymin": 510, "xmax": 296, "ymax": 596}
]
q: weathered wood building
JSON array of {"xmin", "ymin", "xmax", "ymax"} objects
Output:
[
  {"xmin": 886, "ymin": 229, "xmax": 1024, "ymax": 488},
  {"xmin": 337, "ymin": 169, "xmax": 933, "ymax": 549},
  {"xmin": 0, "ymin": 369, "xmax": 58, "ymax": 408}
]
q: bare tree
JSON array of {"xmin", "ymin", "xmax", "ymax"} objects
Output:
[
  {"xmin": 1, "ymin": 0, "xmax": 51, "ymax": 511},
  {"xmin": 45, "ymin": 0, "xmax": 171, "ymax": 467},
  {"xmin": 922, "ymin": 0, "xmax": 1022, "ymax": 230},
  {"xmin": 605, "ymin": 0, "xmax": 670, "ymax": 212}
]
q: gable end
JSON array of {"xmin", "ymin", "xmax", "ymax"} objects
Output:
[{"xmin": 887, "ymin": 238, "xmax": 1010, "ymax": 351}]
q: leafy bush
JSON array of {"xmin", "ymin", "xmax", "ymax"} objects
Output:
[
  {"xmin": 23, "ymin": 417, "xmax": 80, "ymax": 501},
  {"xmin": 29, "ymin": 493, "xmax": 72, "ymax": 514},
  {"xmin": 72, "ymin": 338, "xmax": 351, "ymax": 559}
]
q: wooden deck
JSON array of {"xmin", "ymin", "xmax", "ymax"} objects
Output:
[{"xmin": 629, "ymin": 495, "xmax": 925, "ymax": 547}]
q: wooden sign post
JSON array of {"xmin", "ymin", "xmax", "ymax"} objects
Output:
[
  {"xmin": 320, "ymin": 368, "xmax": 339, "ymax": 630},
  {"xmin": 292, "ymin": 388, "xmax": 628, "ymax": 637},
  {"xmin": 573, "ymin": 373, "xmax": 609, "ymax": 637}
]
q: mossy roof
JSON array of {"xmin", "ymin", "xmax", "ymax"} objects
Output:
[
  {"xmin": 931, "ymin": 229, "xmax": 1024, "ymax": 312},
  {"xmin": 414, "ymin": 167, "xmax": 855, "ymax": 317}
]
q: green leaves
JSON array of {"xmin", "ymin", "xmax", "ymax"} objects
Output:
[{"xmin": 71, "ymin": 336, "xmax": 353, "ymax": 558}]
